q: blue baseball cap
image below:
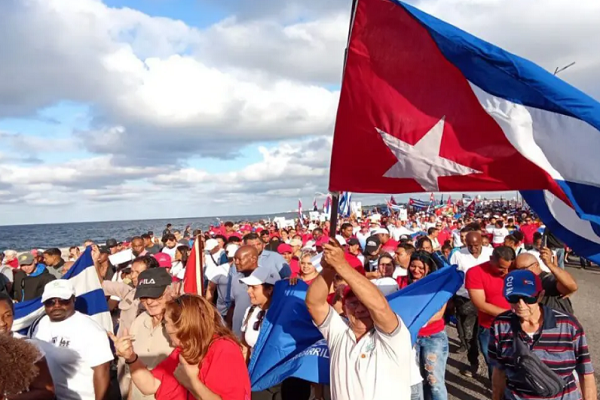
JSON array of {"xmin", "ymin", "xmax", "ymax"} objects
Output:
[{"xmin": 504, "ymin": 269, "xmax": 542, "ymax": 299}]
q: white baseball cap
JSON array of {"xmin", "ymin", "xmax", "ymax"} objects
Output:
[
  {"xmin": 205, "ymin": 239, "xmax": 219, "ymax": 252},
  {"xmin": 240, "ymin": 267, "xmax": 280, "ymax": 286},
  {"xmin": 41, "ymin": 279, "xmax": 76, "ymax": 303},
  {"xmin": 371, "ymin": 227, "xmax": 389, "ymax": 235},
  {"xmin": 226, "ymin": 244, "xmax": 240, "ymax": 258},
  {"xmin": 335, "ymin": 235, "xmax": 347, "ymax": 246}
]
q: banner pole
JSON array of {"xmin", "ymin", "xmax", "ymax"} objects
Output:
[{"xmin": 329, "ymin": 192, "xmax": 341, "ymax": 238}]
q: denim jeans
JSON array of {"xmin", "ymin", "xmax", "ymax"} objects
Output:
[
  {"xmin": 416, "ymin": 331, "xmax": 449, "ymax": 400},
  {"xmin": 411, "ymin": 383, "xmax": 424, "ymax": 400},
  {"xmin": 478, "ymin": 326, "xmax": 492, "ymax": 381}
]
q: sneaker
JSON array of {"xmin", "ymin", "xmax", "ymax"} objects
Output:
[{"xmin": 460, "ymin": 368, "xmax": 473, "ymax": 378}]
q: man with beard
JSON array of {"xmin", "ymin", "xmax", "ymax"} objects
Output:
[{"xmin": 32, "ymin": 280, "xmax": 113, "ymax": 400}]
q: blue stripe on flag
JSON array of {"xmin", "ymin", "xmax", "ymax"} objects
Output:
[{"xmin": 521, "ymin": 190, "xmax": 600, "ymax": 265}]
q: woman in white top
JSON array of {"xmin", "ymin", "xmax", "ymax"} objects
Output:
[
  {"xmin": 240, "ymin": 268, "xmax": 315, "ymax": 400},
  {"xmin": 239, "ymin": 267, "xmax": 278, "ymax": 359},
  {"xmin": 491, "ymin": 220, "xmax": 509, "ymax": 247}
]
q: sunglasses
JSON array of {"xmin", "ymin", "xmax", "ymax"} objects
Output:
[
  {"xmin": 253, "ymin": 310, "xmax": 266, "ymax": 331},
  {"xmin": 43, "ymin": 298, "xmax": 71, "ymax": 307},
  {"xmin": 507, "ymin": 295, "xmax": 538, "ymax": 304}
]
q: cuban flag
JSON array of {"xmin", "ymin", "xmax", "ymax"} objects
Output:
[
  {"xmin": 328, "ymin": 0, "xmax": 600, "ymax": 264},
  {"xmin": 13, "ymin": 247, "xmax": 112, "ymax": 334},
  {"xmin": 339, "ymin": 191, "xmax": 352, "ymax": 217},
  {"xmin": 323, "ymin": 195, "xmax": 331, "ymax": 215}
]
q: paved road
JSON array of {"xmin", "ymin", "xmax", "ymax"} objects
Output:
[{"xmin": 447, "ymin": 263, "xmax": 600, "ymax": 399}]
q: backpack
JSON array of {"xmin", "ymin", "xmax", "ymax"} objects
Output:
[{"xmin": 510, "ymin": 317, "xmax": 567, "ymax": 397}]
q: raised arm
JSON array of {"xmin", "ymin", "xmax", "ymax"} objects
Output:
[
  {"xmin": 540, "ymin": 247, "xmax": 577, "ymax": 295},
  {"xmin": 321, "ymin": 241, "xmax": 398, "ymax": 334},
  {"xmin": 108, "ymin": 330, "xmax": 161, "ymax": 396},
  {"xmin": 305, "ymin": 263, "xmax": 337, "ymax": 326}
]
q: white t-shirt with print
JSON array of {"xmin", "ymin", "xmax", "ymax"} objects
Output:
[
  {"xmin": 33, "ymin": 311, "xmax": 114, "ymax": 400},
  {"xmin": 317, "ymin": 308, "xmax": 412, "ymax": 400},
  {"xmin": 241, "ymin": 305, "xmax": 264, "ymax": 349},
  {"xmin": 492, "ymin": 227, "xmax": 509, "ymax": 244},
  {"xmin": 450, "ymin": 246, "xmax": 493, "ymax": 298}
]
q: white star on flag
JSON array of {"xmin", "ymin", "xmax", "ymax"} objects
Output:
[{"xmin": 376, "ymin": 117, "xmax": 482, "ymax": 192}]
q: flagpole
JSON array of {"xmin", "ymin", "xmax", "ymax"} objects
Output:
[
  {"xmin": 326, "ymin": 0, "xmax": 356, "ymax": 239},
  {"xmin": 194, "ymin": 234, "xmax": 205, "ymax": 296},
  {"xmin": 329, "ymin": 192, "xmax": 341, "ymax": 239}
]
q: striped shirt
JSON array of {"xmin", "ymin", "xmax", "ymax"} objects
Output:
[{"xmin": 488, "ymin": 306, "xmax": 594, "ymax": 400}]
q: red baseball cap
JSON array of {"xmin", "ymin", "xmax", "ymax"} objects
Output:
[
  {"xmin": 153, "ymin": 253, "xmax": 172, "ymax": 269},
  {"xmin": 277, "ymin": 243, "xmax": 293, "ymax": 254}
]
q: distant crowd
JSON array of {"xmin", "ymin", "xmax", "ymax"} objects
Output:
[{"xmin": 0, "ymin": 204, "xmax": 597, "ymax": 400}]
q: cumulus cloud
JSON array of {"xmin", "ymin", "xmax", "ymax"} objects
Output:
[{"xmin": 0, "ymin": 0, "xmax": 599, "ymax": 224}]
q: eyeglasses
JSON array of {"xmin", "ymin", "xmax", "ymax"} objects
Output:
[
  {"xmin": 43, "ymin": 298, "xmax": 71, "ymax": 307},
  {"xmin": 253, "ymin": 310, "xmax": 266, "ymax": 331},
  {"xmin": 507, "ymin": 295, "xmax": 538, "ymax": 304}
]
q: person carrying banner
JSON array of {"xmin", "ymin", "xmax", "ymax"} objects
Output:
[
  {"xmin": 398, "ymin": 251, "xmax": 448, "ymax": 400},
  {"xmin": 306, "ymin": 239, "xmax": 412, "ymax": 400}
]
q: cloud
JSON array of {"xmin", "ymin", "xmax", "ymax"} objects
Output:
[
  {"xmin": 1, "ymin": 0, "xmax": 599, "ymax": 224},
  {"xmin": 0, "ymin": 0, "xmax": 340, "ymax": 165}
]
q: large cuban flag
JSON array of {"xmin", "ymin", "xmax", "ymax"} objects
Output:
[
  {"xmin": 328, "ymin": 0, "xmax": 600, "ymax": 263},
  {"xmin": 13, "ymin": 247, "xmax": 112, "ymax": 334},
  {"xmin": 249, "ymin": 263, "xmax": 463, "ymax": 390}
]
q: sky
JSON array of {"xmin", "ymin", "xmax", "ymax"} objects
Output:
[{"xmin": 1, "ymin": 0, "xmax": 599, "ymax": 225}]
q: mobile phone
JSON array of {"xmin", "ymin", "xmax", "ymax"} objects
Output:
[{"xmin": 542, "ymin": 234, "xmax": 548, "ymax": 248}]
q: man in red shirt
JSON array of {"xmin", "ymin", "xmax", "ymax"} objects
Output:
[
  {"xmin": 519, "ymin": 216, "xmax": 539, "ymax": 248},
  {"xmin": 465, "ymin": 245, "xmax": 515, "ymax": 380}
]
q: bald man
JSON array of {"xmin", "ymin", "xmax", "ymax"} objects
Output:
[
  {"xmin": 225, "ymin": 245, "xmax": 282, "ymax": 337},
  {"xmin": 450, "ymin": 231, "xmax": 494, "ymax": 377},
  {"xmin": 515, "ymin": 251, "xmax": 577, "ymax": 315}
]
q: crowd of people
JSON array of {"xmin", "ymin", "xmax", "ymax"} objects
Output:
[{"xmin": 0, "ymin": 203, "xmax": 597, "ymax": 400}]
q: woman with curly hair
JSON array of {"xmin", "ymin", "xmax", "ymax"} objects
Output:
[
  {"xmin": 399, "ymin": 252, "xmax": 448, "ymax": 400},
  {"xmin": 110, "ymin": 294, "xmax": 250, "ymax": 400},
  {"xmin": 0, "ymin": 293, "xmax": 55, "ymax": 400}
]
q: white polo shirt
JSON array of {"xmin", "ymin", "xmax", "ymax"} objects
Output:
[
  {"xmin": 317, "ymin": 307, "xmax": 412, "ymax": 400},
  {"xmin": 450, "ymin": 246, "xmax": 493, "ymax": 298}
]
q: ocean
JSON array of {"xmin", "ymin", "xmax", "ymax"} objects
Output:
[{"xmin": 0, "ymin": 212, "xmax": 300, "ymax": 251}]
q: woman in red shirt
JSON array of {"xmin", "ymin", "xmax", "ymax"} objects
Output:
[
  {"xmin": 110, "ymin": 294, "xmax": 250, "ymax": 400},
  {"xmin": 400, "ymin": 251, "xmax": 448, "ymax": 400}
]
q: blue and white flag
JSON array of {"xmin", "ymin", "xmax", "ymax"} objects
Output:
[
  {"xmin": 521, "ymin": 190, "xmax": 600, "ymax": 264},
  {"xmin": 249, "ymin": 264, "xmax": 463, "ymax": 391},
  {"xmin": 339, "ymin": 191, "xmax": 352, "ymax": 217},
  {"xmin": 13, "ymin": 247, "xmax": 112, "ymax": 334}
]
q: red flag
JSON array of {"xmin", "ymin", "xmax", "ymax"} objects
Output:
[
  {"xmin": 328, "ymin": 0, "xmax": 562, "ymax": 197},
  {"xmin": 183, "ymin": 236, "xmax": 204, "ymax": 295},
  {"xmin": 447, "ymin": 196, "xmax": 452, "ymax": 205}
]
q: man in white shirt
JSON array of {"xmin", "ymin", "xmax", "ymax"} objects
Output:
[
  {"xmin": 33, "ymin": 280, "xmax": 113, "ymax": 400},
  {"xmin": 449, "ymin": 231, "xmax": 493, "ymax": 377},
  {"xmin": 306, "ymin": 240, "xmax": 412, "ymax": 400},
  {"xmin": 205, "ymin": 244, "xmax": 238, "ymax": 317}
]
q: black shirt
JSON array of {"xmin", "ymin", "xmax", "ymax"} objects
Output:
[{"xmin": 539, "ymin": 271, "xmax": 574, "ymax": 315}]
